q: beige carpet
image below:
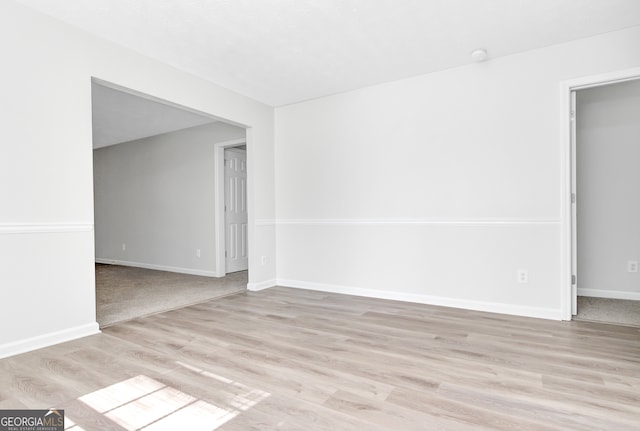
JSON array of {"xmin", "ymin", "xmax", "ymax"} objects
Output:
[
  {"xmin": 96, "ymin": 264, "xmax": 247, "ymax": 327},
  {"xmin": 575, "ymin": 296, "xmax": 640, "ymax": 327}
]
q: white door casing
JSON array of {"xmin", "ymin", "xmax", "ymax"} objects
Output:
[
  {"xmin": 570, "ymin": 90, "xmax": 578, "ymax": 316},
  {"xmin": 561, "ymin": 67, "xmax": 640, "ymax": 320},
  {"xmin": 225, "ymin": 148, "xmax": 248, "ymax": 273}
]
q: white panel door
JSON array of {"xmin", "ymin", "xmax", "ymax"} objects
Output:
[{"xmin": 224, "ymin": 148, "xmax": 248, "ymax": 273}]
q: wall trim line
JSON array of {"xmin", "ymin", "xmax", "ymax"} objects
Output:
[
  {"xmin": 276, "ymin": 279, "xmax": 562, "ymax": 320},
  {"xmin": 0, "ymin": 323, "xmax": 100, "ymax": 359},
  {"xmin": 247, "ymin": 279, "xmax": 277, "ymax": 292},
  {"xmin": 272, "ymin": 218, "xmax": 560, "ymax": 226},
  {"xmin": 255, "ymin": 219, "xmax": 277, "ymax": 226},
  {"xmin": 0, "ymin": 223, "xmax": 93, "ymax": 234},
  {"xmin": 95, "ymin": 258, "xmax": 220, "ymax": 278},
  {"xmin": 577, "ymin": 288, "xmax": 640, "ymax": 301}
]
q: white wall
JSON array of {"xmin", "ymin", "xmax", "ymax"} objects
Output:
[
  {"xmin": 0, "ymin": 0, "xmax": 275, "ymax": 358},
  {"xmin": 94, "ymin": 122, "xmax": 244, "ymax": 276},
  {"xmin": 576, "ymin": 79, "xmax": 640, "ymax": 300},
  {"xmin": 275, "ymin": 26, "xmax": 640, "ymax": 320}
]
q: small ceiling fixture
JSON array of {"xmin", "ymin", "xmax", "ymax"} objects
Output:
[{"xmin": 471, "ymin": 49, "xmax": 488, "ymax": 62}]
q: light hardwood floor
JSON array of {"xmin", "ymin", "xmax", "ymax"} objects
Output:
[{"xmin": 1, "ymin": 287, "xmax": 639, "ymax": 430}]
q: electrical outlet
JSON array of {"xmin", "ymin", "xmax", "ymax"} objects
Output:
[
  {"xmin": 628, "ymin": 261, "xmax": 638, "ymax": 273},
  {"xmin": 517, "ymin": 269, "xmax": 528, "ymax": 283},
  {"xmin": 122, "ymin": 243, "xmax": 126, "ymax": 251},
  {"xmin": 196, "ymin": 249, "xmax": 201, "ymax": 258}
]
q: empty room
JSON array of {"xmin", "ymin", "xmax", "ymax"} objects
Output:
[{"xmin": 1, "ymin": 1, "xmax": 639, "ymax": 430}]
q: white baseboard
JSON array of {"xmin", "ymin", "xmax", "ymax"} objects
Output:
[
  {"xmin": 96, "ymin": 258, "xmax": 220, "ymax": 278},
  {"xmin": 276, "ymin": 279, "xmax": 563, "ymax": 320},
  {"xmin": 0, "ymin": 322, "xmax": 100, "ymax": 359},
  {"xmin": 247, "ymin": 279, "xmax": 277, "ymax": 292},
  {"xmin": 578, "ymin": 288, "xmax": 640, "ymax": 301}
]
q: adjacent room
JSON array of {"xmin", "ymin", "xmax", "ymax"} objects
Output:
[
  {"xmin": 91, "ymin": 82, "xmax": 249, "ymax": 326},
  {"xmin": 1, "ymin": 0, "xmax": 639, "ymax": 429}
]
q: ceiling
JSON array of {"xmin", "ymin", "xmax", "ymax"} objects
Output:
[
  {"xmin": 16, "ymin": 0, "xmax": 640, "ymax": 107},
  {"xmin": 91, "ymin": 83, "xmax": 216, "ymax": 149}
]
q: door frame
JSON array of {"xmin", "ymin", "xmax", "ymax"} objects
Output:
[
  {"xmin": 560, "ymin": 67, "xmax": 640, "ymax": 320},
  {"xmin": 214, "ymin": 138, "xmax": 247, "ymax": 277}
]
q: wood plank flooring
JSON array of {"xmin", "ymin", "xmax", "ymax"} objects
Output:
[{"xmin": 1, "ymin": 287, "xmax": 639, "ymax": 430}]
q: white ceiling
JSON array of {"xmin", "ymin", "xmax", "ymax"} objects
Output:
[
  {"xmin": 16, "ymin": 0, "xmax": 640, "ymax": 107},
  {"xmin": 92, "ymin": 83, "xmax": 216, "ymax": 149}
]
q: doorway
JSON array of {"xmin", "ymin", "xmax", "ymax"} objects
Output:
[
  {"xmin": 566, "ymin": 71, "xmax": 640, "ymax": 325},
  {"xmin": 224, "ymin": 147, "xmax": 249, "ymax": 273},
  {"xmin": 91, "ymin": 79, "xmax": 250, "ymax": 326},
  {"xmin": 213, "ymin": 139, "xmax": 248, "ymax": 276}
]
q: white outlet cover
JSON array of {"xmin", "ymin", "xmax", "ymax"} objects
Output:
[{"xmin": 517, "ymin": 270, "xmax": 528, "ymax": 283}]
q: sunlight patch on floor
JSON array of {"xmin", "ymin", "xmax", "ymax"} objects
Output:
[
  {"xmin": 75, "ymin": 372, "xmax": 269, "ymax": 430},
  {"xmin": 64, "ymin": 417, "xmax": 86, "ymax": 430}
]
